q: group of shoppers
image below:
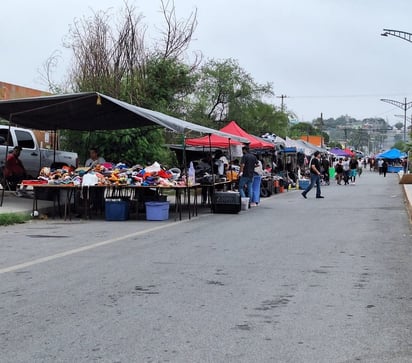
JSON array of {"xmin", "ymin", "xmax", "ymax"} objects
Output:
[
  {"xmin": 301, "ymin": 153, "xmax": 362, "ymax": 199},
  {"xmin": 333, "ymin": 156, "xmax": 359, "ymax": 185}
]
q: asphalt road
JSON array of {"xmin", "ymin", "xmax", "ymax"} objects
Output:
[{"xmin": 1, "ymin": 171, "xmax": 412, "ymax": 363}]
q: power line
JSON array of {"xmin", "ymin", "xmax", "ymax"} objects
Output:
[{"xmin": 287, "ymin": 92, "xmax": 412, "ymax": 99}]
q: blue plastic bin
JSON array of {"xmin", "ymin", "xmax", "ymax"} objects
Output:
[
  {"xmin": 105, "ymin": 199, "xmax": 129, "ymax": 221},
  {"xmin": 145, "ymin": 201, "xmax": 170, "ymax": 221},
  {"xmin": 299, "ymin": 179, "xmax": 310, "ymax": 190}
]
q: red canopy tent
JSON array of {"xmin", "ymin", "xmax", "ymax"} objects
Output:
[
  {"xmin": 185, "ymin": 121, "xmax": 274, "ymax": 149},
  {"xmin": 343, "ymin": 148, "xmax": 354, "ymax": 157},
  {"xmin": 185, "ymin": 132, "xmax": 243, "ymax": 148}
]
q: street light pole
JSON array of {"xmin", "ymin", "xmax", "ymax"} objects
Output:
[
  {"xmin": 394, "ymin": 114, "xmax": 412, "ymax": 138},
  {"xmin": 380, "ymin": 28, "xmax": 412, "ymax": 142},
  {"xmin": 381, "ymin": 29, "xmax": 412, "ymax": 43},
  {"xmin": 380, "ymin": 98, "xmax": 412, "ymax": 142}
]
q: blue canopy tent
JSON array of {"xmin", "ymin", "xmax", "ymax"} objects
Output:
[
  {"xmin": 376, "ymin": 148, "xmax": 406, "ymax": 160},
  {"xmin": 376, "ymin": 148, "xmax": 407, "ymax": 173}
]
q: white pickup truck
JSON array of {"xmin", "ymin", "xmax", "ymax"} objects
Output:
[{"xmin": 0, "ymin": 125, "xmax": 78, "ymax": 178}]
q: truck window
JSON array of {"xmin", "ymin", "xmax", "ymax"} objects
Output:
[
  {"xmin": 15, "ymin": 130, "xmax": 35, "ymax": 149},
  {"xmin": 0, "ymin": 129, "xmax": 11, "ymax": 145}
]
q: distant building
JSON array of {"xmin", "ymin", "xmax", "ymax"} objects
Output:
[
  {"xmin": 300, "ymin": 135, "xmax": 324, "ymax": 147},
  {"xmin": 0, "ymin": 81, "xmax": 56, "ymax": 149}
]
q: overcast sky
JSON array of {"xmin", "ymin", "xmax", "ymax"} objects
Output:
[{"xmin": 2, "ymin": 0, "xmax": 412, "ymax": 124}]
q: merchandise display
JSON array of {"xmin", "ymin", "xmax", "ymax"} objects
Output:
[{"xmin": 22, "ymin": 161, "xmax": 187, "ymax": 188}]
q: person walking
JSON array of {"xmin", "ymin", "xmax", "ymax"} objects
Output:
[
  {"xmin": 349, "ymin": 156, "xmax": 358, "ymax": 184},
  {"xmin": 382, "ymin": 160, "xmax": 388, "ymax": 177},
  {"xmin": 377, "ymin": 159, "xmax": 384, "ymax": 175},
  {"xmin": 342, "ymin": 157, "xmax": 350, "ymax": 185},
  {"xmin": 238, "ymin": 146, "xmax": 258, "ymax": 206},
  {"xmin": 334, "ymin": 158, "xmax": 344, "ymax": 185},
  {"xmin": 321, "ymin": 155, "xmax": 330, "ymax": 185},
  {"xmin": 301, "ymin": 151, "xmax": 324, "ymax": 199}
]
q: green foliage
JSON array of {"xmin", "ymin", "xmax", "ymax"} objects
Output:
[
  {"xmin": 188, "ymin": 58, "xmax": 274, "ymax": 126},
  {"xmin": 140, "ymin": 57, "xmax": 197, "ymax": 115},
  {"xmin": 328, "ymin": 141, "xmax": 343, "ymax": 149},
  {"xmin": 0, "ymin": 212, "xmax": 30, "ymax": 226},
  {"xmin": 61, "ymin": 128, "xmax": 176, "ymax": 167},
  {"xmin": 288, "ymin": 122, "xmax": 316, "ymax": 138},
  {"xmin": 227, "ymin": 101, "xmax": 289, "ymax": 137},
  {"xmin": 393, "ymin": 140, "xmax": 410, "ymax": 152}
]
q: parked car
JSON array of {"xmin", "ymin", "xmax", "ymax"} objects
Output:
[{"xmin": 0, "ymin": 125, "xmax": 78, "ymax": 178}]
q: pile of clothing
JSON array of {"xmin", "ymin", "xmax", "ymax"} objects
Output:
[{"xmin": 30, "ymin": 162, "xmax": 185, "ymax": 187}]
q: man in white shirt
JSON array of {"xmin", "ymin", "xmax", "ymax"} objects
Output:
[
  {"xmin": 342, "ymin": 157, "xmax": 350, "ymax": 185},
  {"xmin": 214, "ymin": 150, "xmax": 228, "ymax": 176},
  {"xmin": 85, "ymin": 147, "xmax": 106, "ymax": 167}
]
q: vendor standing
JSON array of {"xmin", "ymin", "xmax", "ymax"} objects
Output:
[
  {"xmin": 213, "ymin": 149, "xmax": 229, "ymax": 176},
  {"xmin": 251, "ymin": 156, "xmax": 264, "ymax": 206},
  {"xmin": 85, "ymin": 147, "xmax": 105, "ymax": 167},
  {"xmin": 3, "ymin": 145, "xmax": 27, "ymax": 190}
]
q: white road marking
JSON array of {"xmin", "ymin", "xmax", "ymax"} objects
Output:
[{"xmin": 0, "ymin": 220, "xmax": 187, "ymax": 274}]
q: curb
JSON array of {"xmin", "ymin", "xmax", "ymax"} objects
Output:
[{"xmin": 399, "ymin": 174, "xmax": 412, "ymax": 223}]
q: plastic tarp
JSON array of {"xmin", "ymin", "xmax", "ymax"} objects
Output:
[
  {"xmin": 185, "ymin": 121, "xmax": 274, "ymax": 149},
  {"xmin": 0, "ymin": 92, "xmax": 249, "ymax": 143},
  {"xmin": 285, "ymin": 137, "xmax": 313, "ymax": 155}
]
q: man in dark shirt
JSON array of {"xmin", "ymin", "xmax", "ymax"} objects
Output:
[
  {"xmin": 301, "ymin": 151, "xmax": 324, "ymax": 199},
  {"xmin": 239, "ymin": 146, "xmax": 258, "ymax": 205},
  {"xmin": 349, "ymin": 156, "xmax": 358, "ymax": 184}
]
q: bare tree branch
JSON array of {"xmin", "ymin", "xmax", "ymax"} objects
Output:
[{"xmin": 158, "ymin": 0, "xmax": 198, "ymax": 60}]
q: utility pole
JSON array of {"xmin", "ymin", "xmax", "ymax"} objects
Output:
[
  {"xmin": 319, "ymin": 112, "xmax": 324, "ymax": 147},
  {"xmin": 276, "ymin": 94, "xmax": 288, "ymax": 112},
  {"xmin": 380, "ymin": 98, "xmax": 412, "ymax": 142}
]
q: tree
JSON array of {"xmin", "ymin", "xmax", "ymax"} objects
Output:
[
  {"xmin": 393, "ymin": 140, "xmax": 408, "ymax": 152},
  {"xmin": 58, "ymin": 1, "xmax": 198, "ymax": 165},
  {"xmin": 288, "ymin": 122, "xmax": 316, "ymax": 138},
  {"xmin": 189, "ymin": 58, "xmax": 273, "ymax": 126},
  {"xmin": 394, "ymin": 122, "xmax": 404, "ymax": 131},
  {"xmin": 140, "ymin": 57, "xmax": 197, "ymax": 115},
  {"xmin": 328, "ymin": 141, "xmax": 343, "ymax": 149},
  {"xmin": 233, "ymin": 101, "xmax": 289, "ymax": 137}
]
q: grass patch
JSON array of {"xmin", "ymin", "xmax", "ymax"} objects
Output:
[{"xmin": 0, "ymin": 212, "xmax": 31, "ymax": 226}]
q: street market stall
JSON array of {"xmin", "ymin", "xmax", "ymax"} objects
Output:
[
  {"xmin": 186, "ymin": 120, "xmax": 275, "ymax": 204},
  {"xmin": 0, "ymin": 92, "xmax": 250, "ymax": 219},
  {"xmin": 376, "ymin": 148, "xmax": 407, "ymax": 173}
]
